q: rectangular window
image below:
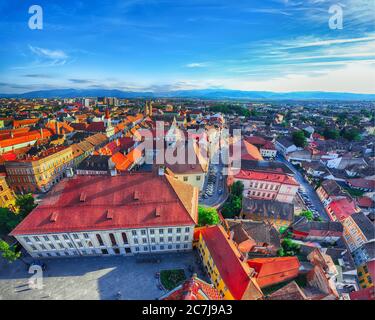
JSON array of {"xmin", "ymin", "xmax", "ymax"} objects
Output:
[
  {"xmin": 73, "ymin": 234, "xmax": 79, "ymax": 240},
  {"xmin": 24, "ymin": 237, "xmax": 31, "ymax": 243},
  {"xmin": 168, "ymin": 228, "xmax": 173, "ymax": 233},
  {"xmin": 176, "ymin": 236, "xmax": 181, "ymax": 241},
  {"xmin": 185, "ymin": 227, "xmax": 190, "ymax": 233},
  {"xmin": 134, "ymin": 238, "xmax": 138, "ymax": 244},
  {"xmin": 33, "ymin": 236, "xmax": 40, "ymax": 242},
  {"xmin": 53, "ymin": 235, "xmax": 59, "ymax": 241},
  {"xmin": 168, "ymin": 236, "xmax": 173, "ymax": 242},
  {"xmin": 49, "ymin": 244, "xmax": 55, "ymax": 250},
  {"xmin": 63, "ymin": 234, "xmax": 69, "ymax": 240},
  {"xmin": 176, "ymin": 228, "xmax": 181, "ymax": 233},
  {"xmin": 43, "ymin": 236, "xmax": 49, "ymax": 241},
  {"xmin": 149, "ymin": 229, "xmax": 155, "ymax": 235},
  {"xmin": 132, "ymin": 230, "xmax": 137, "ymax": 236},
  {"xmin": 141, "ymin": 230, "xmax": 146, "ymax": 235},
  {"xmin": 159, "ymin": 229, "xmax": 164, "ymax": 234},
  {"xmin": 83, "ymin": 233, "xmax": 89, "ymax": 239}
]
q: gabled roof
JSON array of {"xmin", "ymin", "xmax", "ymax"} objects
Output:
[
  {"xmin": 267, "ymin": 281, "xmax": 307, "ymax": 300},
  {"xmin": 350, "ymin": 212, "xmax": 375, "ymax": 241},
  {"xmin": 329, "ymin": 198, "xmax": 358, "ymax": 221},
  {"xmin": 199, "ymin": 225, "xmax": 263, "ymax": 300},
  {"xmin": 292, "ymin": 217, "xmax": 343, "ymax": 234},
  {"xmin": 242, "ymin": 198, "xmax": 294, "ymax": 222},
  {"xmin": 10, "ymin": 172, "xmax": 198, "ymax": 236},
  {"xmin": 162, "ymin": 276, "xmax": 222, "ymax": 300}
]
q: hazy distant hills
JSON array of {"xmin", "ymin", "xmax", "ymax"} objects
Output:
[{"xmin": 1, "ymin": 88, "xmax": 375, "ymax": 101}]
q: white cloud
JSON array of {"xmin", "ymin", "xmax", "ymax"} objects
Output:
[
  {"xmin": 185, "ymin": 62, "xmax": 208, "ymax": 68},
  {"xmin": 29, "ymin": 46, "xmax": 68, "ymax": 60}
]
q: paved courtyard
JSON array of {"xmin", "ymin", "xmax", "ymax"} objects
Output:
[{"xmin": 0, "ymin": 251, "xmax": 208, "ymax": 300}]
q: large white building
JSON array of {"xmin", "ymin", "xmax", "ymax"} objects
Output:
[{"xmin": 11, "ymin": 172, "xmax": 198, "ymax": 258}]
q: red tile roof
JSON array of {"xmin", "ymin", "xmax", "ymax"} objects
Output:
[
  {"xmin": 349, "ymin": 287, "xmax": 375, "ymax": 300},
  {"xmin": 347, "ymin": 178, "xmax": 375, "ymax": 190},
  {"xmin": 163, "ymin": 276, "xmax": 222, "ymax": 300},
  {"xmin": 329, "ymin": 198, "xmax": 359, "ymax": 221},
  {"xmin": 234, "ymin": 170, "xmax": 299, "ymax": 186},
  {"xmin": 356, "ymin": 196, "xmax": 374, "ymax": 208},
  {"xmin": 0, "ymin": 129, "xmax": 52, "ymax": 148},
  {"xmin": 10, "ymin": 173, "xmax": 198, "ymax": 236},
  {"xmin": 86, "ymin": 122, "xmax": 106, "ymax": 132},
  {"xmin": 200, "ymin": 225, "xmax": 263, "ymax": 300},
  {"xmin": 247, "ymin": 257, "xmax": 300, "ymax": 288}
]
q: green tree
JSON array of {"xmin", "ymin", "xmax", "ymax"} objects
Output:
[
  {"xmin": 323, "ymin": 127, "xmax": 339, "ymax": 140},
  {"xmin": 231, "ymin": 181, "xmax": 244, "ymax": 197},
  {"xmin": 198, "ymin": 206, "xmax": 220, "ymax": 226},
  {"xmin": 0, "ymin": 194, "xmax": 36, "ymax": 235},
  {"xmin": 16, "ymin": 194, "xmax": 36, "ymax": 217},
  {"xmin": 0, "ymin": 208, "xmax": 23, "ymax": 234},
  {"xmin": 292, "ymin": 131, "xmax": 307, "ymax": 147},
  {"xmin": 221, "ymin": 195, "xmax": 242, "ymax": 218},
  {"xmin": 341, "ymin": 128, "xmax": 361, "ymax": 141},
  {"xmin": 0, "ymin": 240, "xmax": 20, "ymax": 263},
  {"xmin": 281, "ymin": 238, "xmax": 300, "ymax": 256},
  {"xmin": 300, "ymin": 210, "xmax": 314, "ymax": 221}
]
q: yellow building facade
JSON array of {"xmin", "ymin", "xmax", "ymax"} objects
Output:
[
  {"xmin": 5, "ymin": 146, "xmax": 74, "ymax": 193},
  {"xmin": 0, "ymin": 175, "xmax": 17, "ymax": 211}
]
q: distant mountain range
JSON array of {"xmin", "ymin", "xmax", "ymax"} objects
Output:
[{"xmin": 1, "ymin": 88, "xmax": 375, "ymax": 101}]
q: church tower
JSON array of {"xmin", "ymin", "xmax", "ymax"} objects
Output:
[{"xmin": 104, "ymin": 108, "xmax": 111, "ymax": 128}]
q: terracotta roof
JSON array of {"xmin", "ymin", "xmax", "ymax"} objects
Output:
[
  {"xmin": 111, "ymin": 147, "xmax": 143, "ymax": 171},
  {"xmin": 200, "ymin": 225, "xmax": 263, "ymax": 300},
  {"xmin": 247, "ymin": 257, "xmax": 300, "ymax": 288},
  {"xmin": 86, "ymin": 122, "xmax": 106, "ymax": 132},
  {"xmin": 162, "ymin": 276, "xmax": 222, "ymax": 300},
  {"xmin": 349, "ymin": 287, "xmax": 375, "ymax": 300},
  {"xmin": 261, "ymin": 141, "xmax": 276, "ymax": 150},
  {"xmin": 45, "ymin": 121, "xmax": 74, "ymax": 135},
  {"xmin": 13, "ymin": 118, "xmax": 39, "ymax": 128},
  {"xmin": 234, "ymin": 169, "xmax": 298, "ymax": 186},
  {"xmin": 347, "ymin": 178, "xmax": 375, "ymax": 190},
  {"xmin": 0, "ymin": 129, "xmax": 52, "ymax": 148},
  {"xmin": 356, "ymin": 196, "xmax": 374, "ymax": 208},
  {"xmin": 267, "ymin": 281, "xmax": 307, "ymax": 300},
  {"xmin": 10, "ymin": 173, "xmax": 198, "ymax": 236},
  {"xmin": 244, "ymin": 136, "xmax": 267, "ymax": 147},
  {"xmin": 329, "ymin": 198, "xmax": 359, "ymax": 221}
]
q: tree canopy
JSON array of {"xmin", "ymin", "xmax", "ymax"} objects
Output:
[
  {"xmin": 0, "ymin": 240, "xmax": 20, "ymax": 263},
  {"xmin": 0, "ymin": 194, "xmax": 36, "ymax": 235},
  {"xmin": 292, "ymin": 131, "xmax": 307, "ymax": 147},
  {"xmin": 198, "ymin": 206, "xmax": 220, "ymax": 227}
]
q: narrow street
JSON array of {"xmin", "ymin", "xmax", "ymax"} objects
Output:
[{"xmin": 276, "ymin": 154, "xmax": 329, "ymax": 221}]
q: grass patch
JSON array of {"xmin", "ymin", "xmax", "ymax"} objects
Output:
[{"xmin": 160, "ymin": 269, "xmax": 186, "ymax": 290}]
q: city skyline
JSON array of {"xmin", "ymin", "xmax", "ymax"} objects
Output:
[{"xmin": 0, "ymin": 0, "xmax": 375, "ymax": 94}]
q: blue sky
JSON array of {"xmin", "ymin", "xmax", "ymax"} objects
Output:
[{"xmin": 0, "ymin": 0, "xmax": 374, "ymax": 93}]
